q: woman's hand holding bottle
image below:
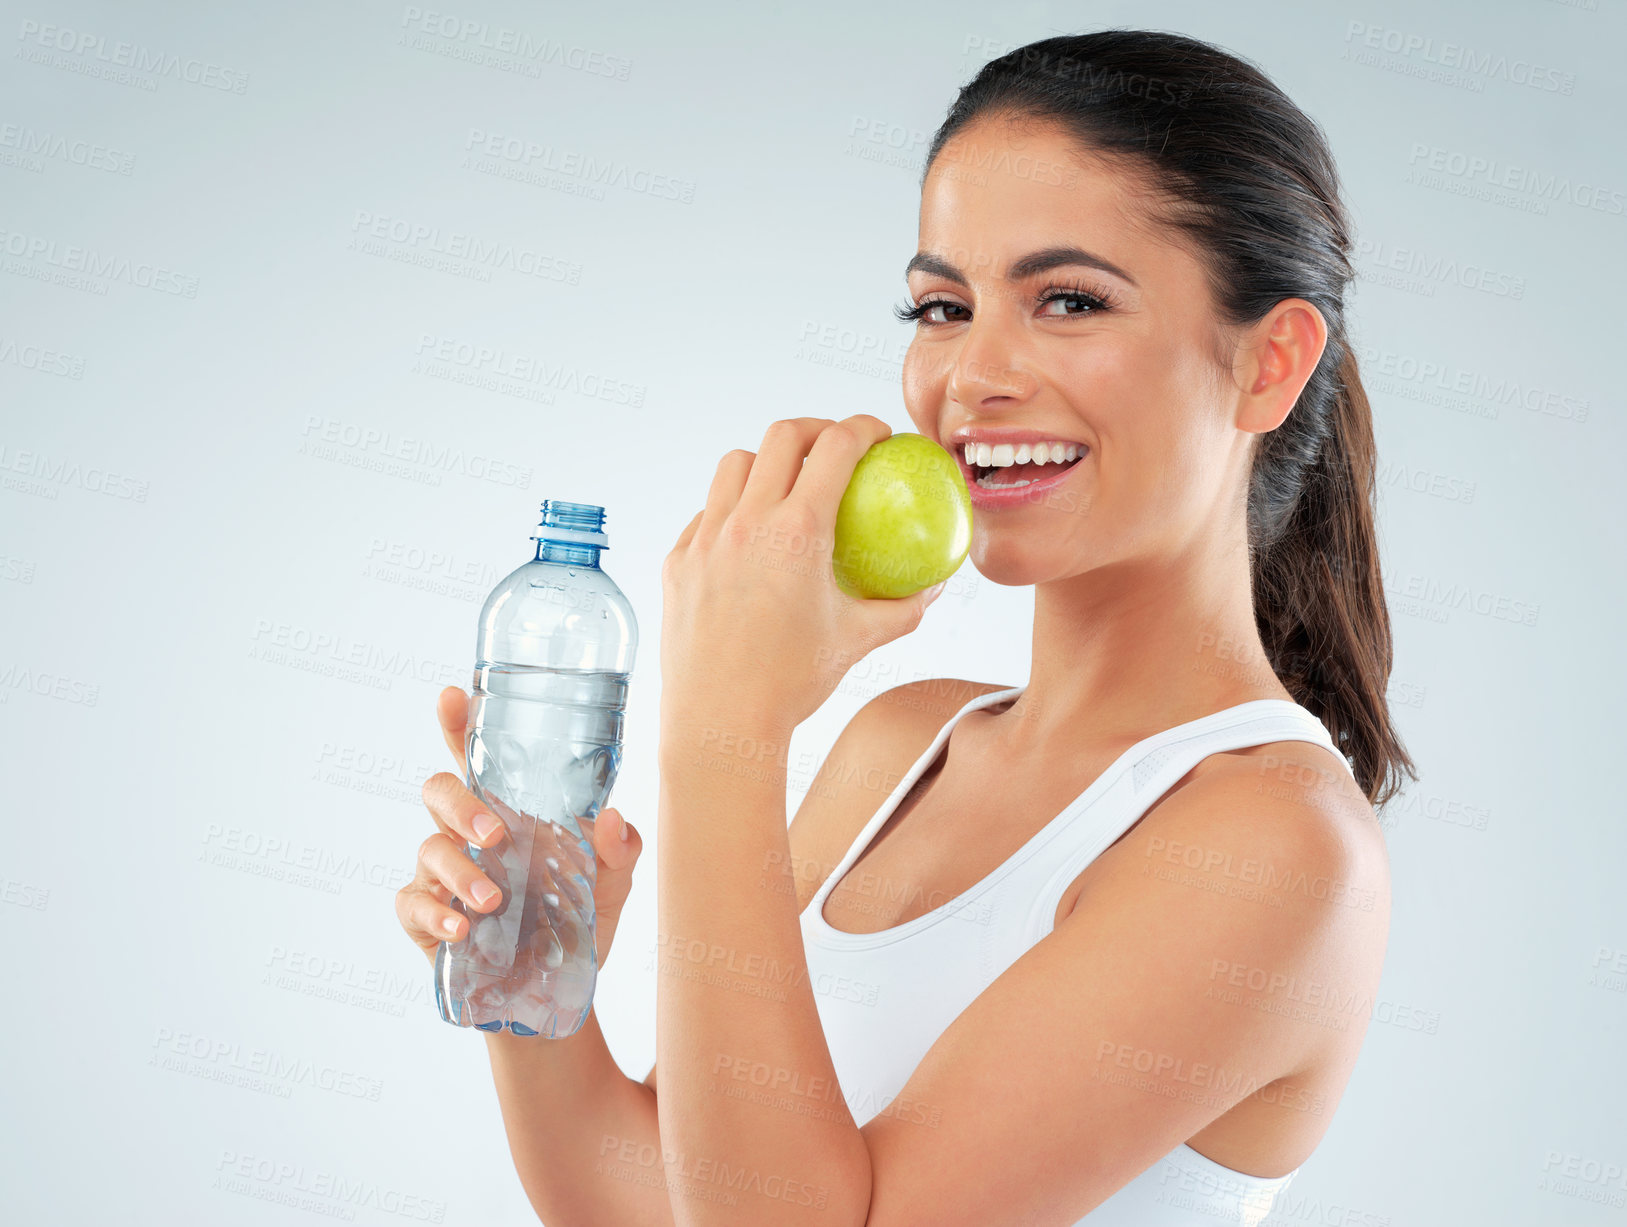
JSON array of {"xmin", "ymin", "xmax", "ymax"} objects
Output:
[{"xmin": 395, "ymin": 685, "xmax": 644, "ymax": 968}]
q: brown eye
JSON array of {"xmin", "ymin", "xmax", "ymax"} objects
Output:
[
  {"xmin": 895, "ymin": 294, "xmax": 971, "ymax": 326},
  {"xmin": 922, "ymin": 301, "xmax": 970, "ymax": 324},
  {"xmin": 1037, "ymin": 288, "xmax": 1110, "ymax": 317}
]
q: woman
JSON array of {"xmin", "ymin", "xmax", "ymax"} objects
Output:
[{"xmin": 398, "ymin": 30, "xmax": 1414, "ymax": 1226}]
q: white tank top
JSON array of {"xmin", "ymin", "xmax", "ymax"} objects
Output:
[{"xmin": 800, "ymin": 684, "xmax": 1355, "ymax": 1225}]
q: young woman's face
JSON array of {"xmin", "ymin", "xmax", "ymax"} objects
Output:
[{"xmin": 902, "ymin": 115, "xmax": 1252, "ymax": 588}]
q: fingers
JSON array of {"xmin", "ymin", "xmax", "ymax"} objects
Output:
[
  {"xmin": 737, "ymin": 417, "xmax": 837, "ymax": 510},
  {"xmin": 671, "ymin": 508, "xmax": 703, "ymax": 552},
  {"xmin": 792, "ymin": 415, "xmax": 892, "ymax": 528},
  {"xmin": 396, "ymin": 831, "xmax": 499, "ymax": 952},
  {"xmin": 691, "ymin": 449, "xmax": 755, "ymax": 548},
  {"xmin": 421, "ymin": 771, "xmax": 505, "ymax": 849},
  {"xmin": 584, "ymin": 809, "xmax": 642, "ymax": 955},
  {"xmin": 418, "ymin": 830, "xmax": 504, "ymax": 916},
  {"xmin": 587, "ymin": 806, "xmax": 641, "ymax": 874},
  {"xmin": 394, "ymin": 877, "xmax": 453, "ymax": 959},
  {"xmin": 436, "ymin": 687, "xmax": 470, "ymax": 775},
  {"xmin": 850, "ymin": 586, "xmax": 935, "ymax": 646}
]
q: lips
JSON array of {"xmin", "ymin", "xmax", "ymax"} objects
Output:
[{"xmin": 955, "ymin": 444, "xmax": 1089, "ymax": 509}]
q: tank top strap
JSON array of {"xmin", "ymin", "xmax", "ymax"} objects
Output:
[
  {"xmin": 1018, "ymin": 700, "xmax": 1351, "ymax": 941},
  {"xmin": 808, "ymin": 685, "xmax": 1023, "ymax": 918}
]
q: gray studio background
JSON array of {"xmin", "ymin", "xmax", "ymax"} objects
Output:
[{"xmin": 3, "ymin": 1, "xmax": 1622, "ymax": 1224}]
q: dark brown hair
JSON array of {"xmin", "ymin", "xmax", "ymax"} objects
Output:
[{"xmin": 923, "ymin": 30, "xmax": 1417, "ymax": 807}]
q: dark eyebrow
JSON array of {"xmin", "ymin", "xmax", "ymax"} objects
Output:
[{"xmin": 905, "ymin": 245, "xmax": 1138, "ymax": 289}]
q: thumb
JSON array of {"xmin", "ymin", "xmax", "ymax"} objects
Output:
[
  {"xmin": 591, "ymin": 806, "xmax": 642, "ymax": 870},
  {"xmin": 860, "ymin": 582, "xmax": 943, "ymax": 647}
]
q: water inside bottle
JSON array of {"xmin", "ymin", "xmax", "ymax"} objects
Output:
[{"xmin": 435, "ymin": 661, "xmax": 628, "ymax": 1037}]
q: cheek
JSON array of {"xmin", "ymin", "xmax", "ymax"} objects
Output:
[{"xmin": 901, "ymin": 344, "xmax": 943, "ymax": 421}]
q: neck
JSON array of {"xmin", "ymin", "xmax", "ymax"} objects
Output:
[
  {"xmin": 993, "ymin": 526, "xmax": 1287, "ymax": 756},
  {"xmin": 536, "ymin": 540, "xmax": 601, "ymax": 566}
]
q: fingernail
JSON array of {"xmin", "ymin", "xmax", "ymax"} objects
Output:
[
  {"xmin": 619, "ymin": 815, "xmax": 631, "ymax": 842},
  {"xmin": 923, "ymin": 581, "xmax": 946, "ymax": 606},
  {"xmin": 442, "ymin": 916, "xmax": 459, "ymax": 936},
  {"xmin": 471, "ymin": 881, "xmax": 498, "ymax": 906},
  {"xmin": 473, "ymin": 813, "xmax": 499, "ymax": 840}
]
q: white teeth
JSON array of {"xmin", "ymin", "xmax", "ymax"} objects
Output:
[{"xmin": 961, "ymin": 440, "xmax": 1086, "ymax": 468}]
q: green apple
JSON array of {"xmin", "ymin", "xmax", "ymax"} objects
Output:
[{"xmin": 831, "ymin": 433, "xmax": 972, "ymax": 599}]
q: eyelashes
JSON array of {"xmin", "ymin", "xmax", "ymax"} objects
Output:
[
  {"xmin": 893, "ymin": 297, "xmax": 963, "ymax": 325},
  {"xmin": 894, "ymin": 283, "xmax": 1118, "ymax": 326}
]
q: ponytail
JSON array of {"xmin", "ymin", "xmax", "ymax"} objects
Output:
[{"xmin": 1251, "ymin": 346, "xmax": 1417, "ymax": 806}]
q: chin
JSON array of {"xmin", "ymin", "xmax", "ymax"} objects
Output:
[{"xmin": 966, "ymin": 538, "xmax": 1057, "ymax": 588}]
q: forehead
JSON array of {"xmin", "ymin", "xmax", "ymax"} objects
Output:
[{"xmin": 916, "ymin": 116, "xmax": 1163, "ymax": 277}]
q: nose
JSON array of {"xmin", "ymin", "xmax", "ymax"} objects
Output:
[{"xmin": 946, "ymin": 316, "xmax": 1037, "ymax": 411}]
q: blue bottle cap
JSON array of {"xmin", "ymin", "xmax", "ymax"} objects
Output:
[{"xmin": 531, "ymin": 499, "xmax": 609, "ymax": 548}]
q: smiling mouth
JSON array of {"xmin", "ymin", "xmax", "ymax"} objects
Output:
[{"xmin": 963, "ymin": 445, "xmax": 1088, "ymax": 490}]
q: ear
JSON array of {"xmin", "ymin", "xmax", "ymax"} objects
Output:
[{"xmin": 1235, "ymin": 298, "xmax": 1328, "ymax": 434}]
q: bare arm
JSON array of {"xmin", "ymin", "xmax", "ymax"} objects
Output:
[
  {"xmin": 482, "ymin": 1018, "xmax": 675, "ymax": 1225},
  {"xmin": 476, "ymin": 672, "xmax": 948, "ymax": 1224},
  {"xmin": 398, "ymin": 686, "xmax": 678, "ymax": 1225}
]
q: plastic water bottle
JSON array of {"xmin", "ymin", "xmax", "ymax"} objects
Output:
[{"xmin": 435, "ymin": 500, "xmax": 638, "ymax": 1038}]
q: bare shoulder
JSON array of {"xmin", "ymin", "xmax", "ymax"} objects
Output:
[
  {"xmin": 1201, "ymin": 737, "xmax": 1390, "ymax": 887},
  {"xmin": 1142, "ymin": 737, "xmax": 1391, "ymax": 918},
  {"xmin": 1101, "ymin": 736, "xmax": 1392, "ymax": 1060},
  {"xmin": 784, "ymin": 678, "xmax": 1015, "ymax": 911}
]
